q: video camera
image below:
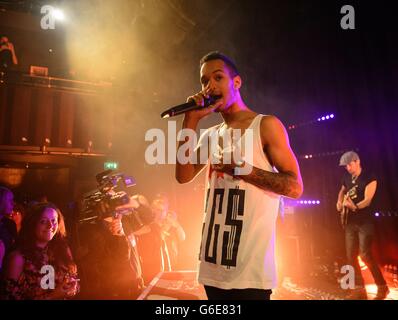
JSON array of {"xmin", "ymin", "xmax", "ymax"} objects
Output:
[{"xmin": 79, "ymin": 170, "xmax": 153, "ymax": 232}]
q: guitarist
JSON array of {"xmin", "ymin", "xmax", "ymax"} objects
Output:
[{"xmin": 336, "ymin": 151, "xmax": 389, "ymax": 300}]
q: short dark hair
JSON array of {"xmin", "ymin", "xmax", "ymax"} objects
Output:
[{"xmin": 200, "ymin": 51, "xmax": 239, "ymax": 77}]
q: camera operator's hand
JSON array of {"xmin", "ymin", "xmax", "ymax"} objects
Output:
[
  {"xmin": 104, "ymin": 215, "xmax": 125, "ymax": 236},
  {"xmin": 115, "ymin": 197, "xmax": 140, "ymax": 211},
  {"xmin": 105, "ymin": 196, "xmax": 145, "ymax": 237}
]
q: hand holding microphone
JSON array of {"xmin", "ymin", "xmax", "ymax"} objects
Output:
[{"xmin": 161, "ymin": 91, "xmax": 223, "ymax": 119}]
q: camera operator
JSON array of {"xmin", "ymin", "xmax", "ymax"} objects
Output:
[
  {"xmin": 75, "ymin": 171, "xmax": 158, "ymax": 298},
  {"xmin": 0, "ymin": 36, "xmax": 18, "ymax": 72},
  {"xmin": 108, "ymin": 194, "xmax": 158, "ymax": 286},
  {"xmin": 76, "ymin": 195, "xmax": 146, "ymax": 299}
]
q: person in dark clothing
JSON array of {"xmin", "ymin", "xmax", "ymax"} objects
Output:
[
  {"xmin": 75, "ymin": 195, "xmax": 149, "ymax": 299},
  {"xmin": 336, "ymin": 151, "xmax": 389, "ymax": 300},
  {"xmin": 0, "ymin": 36, "xmax": 18, "ymax": 72},
  {"xmin": 0, "ymin": 186, "xmax": 17, "ymax": 271},
  {"xmin": 76, "ymin": 220, "xmax": 143, "ymax": 299}
]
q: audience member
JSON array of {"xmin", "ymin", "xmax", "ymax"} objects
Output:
[{"xmin": 1, "ymin": 203, "xmax": 79, "ymax": 299}]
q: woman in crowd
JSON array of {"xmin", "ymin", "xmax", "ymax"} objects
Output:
[{"xmin": 1, "ymin": 202, "xmax": 79, "ymax": 299}]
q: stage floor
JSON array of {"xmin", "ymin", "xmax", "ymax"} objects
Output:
[
  {"xmin": 273, "ymin": 277, "xmax": 398, "ymax": 300},
  {"xmin": 137, "ymin": 270, "xmax": 398, "ymax": 300}
]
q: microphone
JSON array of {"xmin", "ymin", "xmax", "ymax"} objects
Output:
[{"xmin": 160, "ymin": 96, "xmax": 219, "ymax": 118}]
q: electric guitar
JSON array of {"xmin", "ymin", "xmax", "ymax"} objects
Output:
[
  {"xmin": 340, "ymin": 186, "xmax": 357, "ymax": 228},
  {"xmin": 340, "ymin": 193, "xmax": 349, "ymax": 227}
]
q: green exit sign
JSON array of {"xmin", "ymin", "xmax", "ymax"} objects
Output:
[{"xmin": 104, "ymin": 161, "xmax": 119, "ymax": 170}]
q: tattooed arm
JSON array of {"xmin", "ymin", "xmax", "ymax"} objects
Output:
[
  {"xmin": 213, "ymin": 115, "xmax": 303, "ymax": 199},
  {"xmin": 238, "ymin": 166, "xmax": 303, "ymax": 199},
  {"xmin": 243, "ymin": 115, "xmax": 303, "ymax": 198}
]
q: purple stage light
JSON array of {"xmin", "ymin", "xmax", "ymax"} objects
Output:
[
  {"xmin": 375, "ymin": 212, "xmax": 380, "ymax": 217},
  {"xmin": 295, "ymin": 199, "xmax": 321, "ymax": 206},
  {"xmin": 330, "ymin": 114, "xmax": 334, "ymax": 118}
]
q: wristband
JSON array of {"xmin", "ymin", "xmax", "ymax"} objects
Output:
[{"xmin": 234, "ymin": 166, "xmax": 241, "ymax": 176}]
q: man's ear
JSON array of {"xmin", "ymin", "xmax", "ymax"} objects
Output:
[{"xmin": 233, "ymin": 75, "xmax": 242, "ymax": 90}]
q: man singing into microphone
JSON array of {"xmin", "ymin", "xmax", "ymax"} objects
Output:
[{"xmin": 175, "ymin": 51, "xmax": 303, "ymax": 300}]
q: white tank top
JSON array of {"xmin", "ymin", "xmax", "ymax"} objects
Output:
[{"xmin": 197, "ymin": 114, "xmax": 280, "ymax": 290}]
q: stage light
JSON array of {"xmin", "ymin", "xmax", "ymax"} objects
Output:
[
  {"xmin": 288, "ymin": 112, "xmax": 335, "ymax": 130},
  {"xmin": 53, "ymin": 9, "xmax": 65, "ymax": 21},
  {"xmin": 375, "ymin": 212, "xmax": 380, "ymax": 217},
  {"xmin": 358, "ymin": 256, "xmax": 368, "ymax": 271},
  {"xmin": 293, "ymin": 199, "xmax": 321, "ymax": 206},
  {"xmin": 317, "ymin": 113, "xmax": 335, "ymax": 122},
  {"xmin": 301, "ymin": 200, "xmax": 317, "ymax": 205}
]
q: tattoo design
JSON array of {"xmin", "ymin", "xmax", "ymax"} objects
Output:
[{"xmin": 240, "ymin": 167, "xmax": 301, "ymax": 198}]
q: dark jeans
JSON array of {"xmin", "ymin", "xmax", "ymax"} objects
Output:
[
  {"xmin": 204, "ymin": 285, "xmax": 272, "ymax": 300},
  {"xmin": 345, "ymin": 221, "xmax": 386, "ymax": 287}
]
